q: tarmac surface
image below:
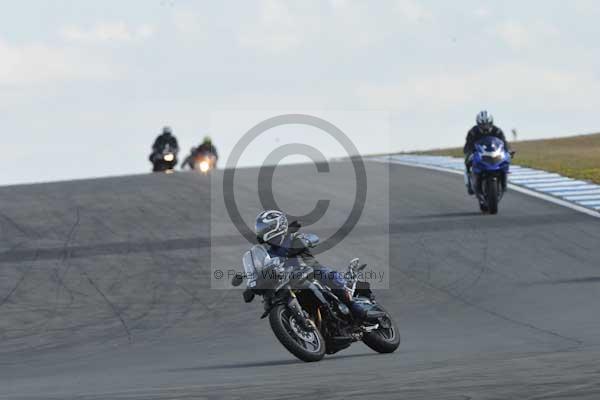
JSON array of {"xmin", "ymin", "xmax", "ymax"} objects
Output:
[{"xmin": 1, "ymin": 161, "xmax": 599, "ymax": 399}]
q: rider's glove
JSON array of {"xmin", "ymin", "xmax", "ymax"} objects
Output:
[{"xmin": 243, "ymin": 289, "xmax": 255, "ymax": 303}]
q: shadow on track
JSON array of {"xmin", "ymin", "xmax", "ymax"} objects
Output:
[
  {"xmin": 409, "ymin": 211, "xmax": 482, "ymax": 219},
  {"xmin": 1, "ymin": 213, "xmax": 584, "ymax": 265},
  {"xmin": 523, "ymin": 276, "xmax": 600, "ymax": 286},
  {"xmin": 167, "ymin": 352, "xmax": 382, "ymax": 372}
]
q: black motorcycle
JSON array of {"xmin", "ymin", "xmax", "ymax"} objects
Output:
[
  {"xmin": 150, "ymin": 144, "xmax": 178, "ymax": 172},
  {"xmin": 232, "ymin": 242, "xmax": 400, "ymax": 362},
  {"xmin": 181, "ymin": 148, "xmax": 217, "ymax": 174}
]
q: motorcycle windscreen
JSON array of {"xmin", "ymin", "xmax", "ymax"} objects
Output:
[
  {"xmin": 242, "ymin": 244, "xmax": 270, "ymax": 288},
  {"xmin": 474, "ymin": 136, "xmax": 504, "ymax": 152},
  {"xmin": 474, "ymin": 137, "xmax": 506, "ymax": 166}
]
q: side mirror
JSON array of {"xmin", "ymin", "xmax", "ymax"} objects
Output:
[
  {"xmin": 349, "ymin": 258, "xmax": 360, "ymax": 270},
  {"xmin": 231, "ymin": 273, "xmax": 244, "ymax": 287},
  {"xmin": 298, "ymin": 233, "xmax": 319, "ymax": 248}
]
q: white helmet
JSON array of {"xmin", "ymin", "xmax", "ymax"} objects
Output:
[
  {"xmin": 255, "ymin": 210, "xmax": 288, "ymax": 244},
  {"xmin": 476, "ymin": 111, "xmax": 494, "ymax": 131}
]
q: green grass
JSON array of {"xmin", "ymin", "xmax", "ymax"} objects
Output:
[{"xmin": 416, "ymin": 133, "xmax": 600, "ymax": 185}]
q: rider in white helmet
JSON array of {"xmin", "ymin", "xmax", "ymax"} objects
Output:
[
  {"xmin": 253, "ymin": 210, "xmax": 384, "ymax": 323},
  {"xmin": 463, "ymin": 111, "xmax": 510, "ymax": 194}
]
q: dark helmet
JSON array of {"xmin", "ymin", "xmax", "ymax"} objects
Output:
[
  {"xmin": 255, "ymin": 210, "xmax": 288, "ymax": 244},
  {"xmin": 476, "ymin": 111, "xmax": 493, "ymax": 133},
  {"xmin": 202, "ymin": 135, "xmax": 212, "ymax": 145},
  {"xmin": 162, "ymin": 126, "xmax": 173, "ymax": 135}
]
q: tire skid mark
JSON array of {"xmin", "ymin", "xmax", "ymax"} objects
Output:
[
  {"xmin": 453, "ymin": 226, "xmax": 488, "ymax": 298},
  {"xmin": 42, "ymin": 207, "xmax": 82, "ymax": 334},
  {"xmin": 0, "ymin": 244, "xmax": 35, "ymax": 308},
  {"xmin": 0, "ymin": 211, "xmax": 35, "ymax": 239},
  {"xmin": 146, "ymin": 248, "xmax": 211, "ymax": 337},
  {"xmin": 399, "ymin": 269, "xmax": 584, "ymax": 346},
  {"xmin": 80, "ymin": 268, "xmax": 132, "ymax": 344}
]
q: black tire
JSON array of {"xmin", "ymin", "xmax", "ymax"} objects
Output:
[
  {"xmin": 486, "ymin": 178, "xmax": 499, "ymax": 215},
  {"xmin": 153, "ymin": 161, "xmax": 169, "ymax": 172},
  {"xmin": 362, "ymin": 312, "xmax": 400, "ymax": 354},
  {"xmin": 479, "ymin": 202, "xmax": 488, "ymax": 213},
  {"xmin": 269, "ymin": 304, "xmax": 325, "ymax": 362}
]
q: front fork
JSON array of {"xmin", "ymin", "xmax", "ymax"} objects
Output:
[
  {"xmin": 475, "ymin": 174, "xmax": 507, "ymax": 202},
  {"xmin": 287, "ymin": 290, "xmax": 317, "ymax": 330}
]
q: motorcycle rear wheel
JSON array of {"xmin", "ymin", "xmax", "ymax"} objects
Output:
[{"xmin": 269, "ymin": 304, "xmax": 325, "ymax": 362}]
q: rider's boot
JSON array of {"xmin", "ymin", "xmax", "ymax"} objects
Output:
[
  {"xmin": 340, "ymin": 289, "xmax": 384, "ymax": 323},
  {"xmin": 464, "ymin": 156, "xmax": 475, "ymax": 195},
  {"xmin": 350, "ymin": 301, "xmax": 385, "ymax": 323},
  {"xmin": 349, "ymin": 301, "xmax": 385, "ymax": 323},
  {"xmin": 464, "ymin": 170, "xmax": 474, "ymax": 195}
]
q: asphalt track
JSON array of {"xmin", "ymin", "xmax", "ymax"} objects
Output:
[{"xmin": 1, "ymin": 161, "xmax": 600, "ymax": 399}]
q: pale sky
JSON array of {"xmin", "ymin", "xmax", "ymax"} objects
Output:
[{"xmin": 2, "ymin": 0, "xmax": 600, "ymax": 185}]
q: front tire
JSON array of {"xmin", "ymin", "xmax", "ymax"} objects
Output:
[
  {"xmin": 486, "ymin": 178, "xmax": 499, "ymax": 215},
  {"xmin": 362, "ymin": 312, "xmax": 400, "ymax": 354},
  {"xmin": 269, "ymin": 304, "xmax": 325, "ymax": 362},
  {"xmin": 479, "ymin": 202, "xmax": 489, "ymax": 213}
]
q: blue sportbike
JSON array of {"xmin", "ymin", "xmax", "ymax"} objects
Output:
[{"xmin": 468, "ymin": 136, "xmax": 513, "ymax": 214}]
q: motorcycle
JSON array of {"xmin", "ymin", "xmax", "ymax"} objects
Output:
[
  {"xmin": 151, "ymin": 144, "xmax": 178, "ymax": 173},
  {"xmin": 231, "ymin": 237, "xmax": 400, "ymax": 362},
  {"xmin": 468, "ymin": 136, "xmax": 513, "ymax": 214},
  {"xmin": 193, "ymin": 151, "xmax": 217, "ymax": 174}
]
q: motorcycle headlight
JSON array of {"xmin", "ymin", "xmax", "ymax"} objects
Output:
[
  {"xmin": 164, "ymin": 153, "xmax": 175, "ymax": 162},
  {"xmin": 481, "ymin": 147, "xmax": 504, "ymax": 164},
  {"xmin": 482, "ymin": 155, "xmax": 503, "ymax": 164},
  {"xmin": 199, "ymin": 160, "xmax": 210, "ymax": 172}
]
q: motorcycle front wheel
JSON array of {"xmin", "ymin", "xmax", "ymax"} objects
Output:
[
  {"xmin": 269, "ymin": 304, "xmax": 325, "ymax": 362},
  {"xmin": 485, "ymin": 177, "xmax": 499, "ymax": 215}
]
